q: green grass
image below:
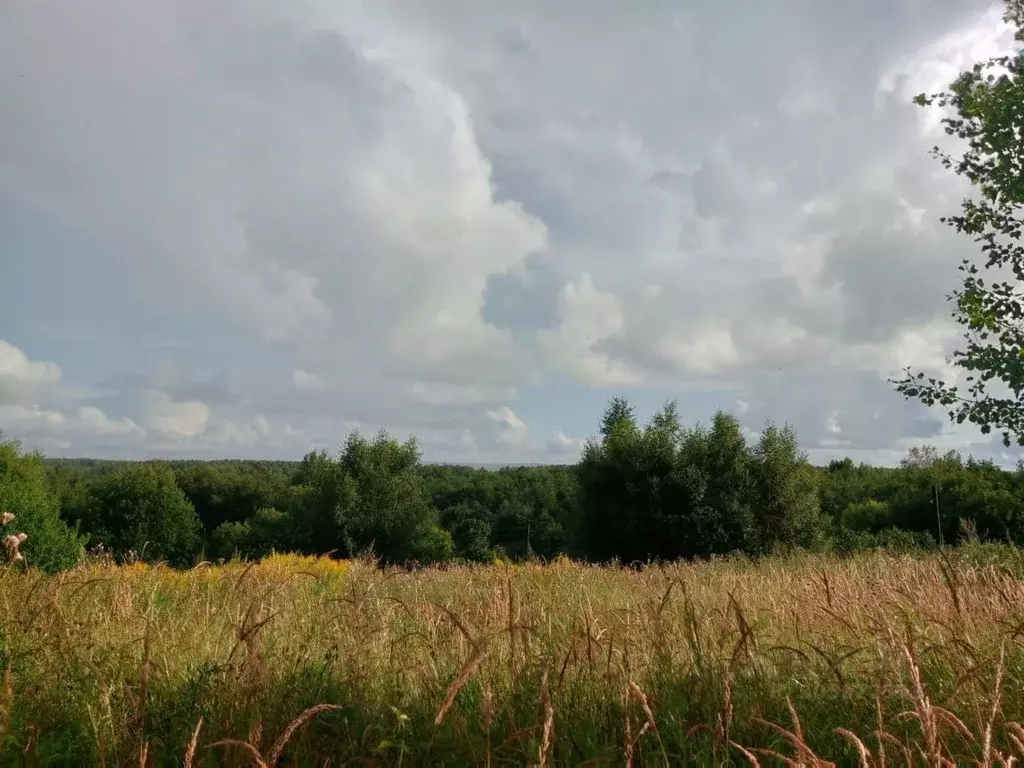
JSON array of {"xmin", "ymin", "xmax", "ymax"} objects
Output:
[{"xmin": 0, "ymin": 547, "xmax": 1022, "ymax": 765}]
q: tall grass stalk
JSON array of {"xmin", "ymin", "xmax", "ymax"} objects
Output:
[{"xmin": 0, "ymin": 548, "xmax": 1022, "ymax": 764}]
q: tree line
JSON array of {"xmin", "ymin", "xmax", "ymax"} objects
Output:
[{"xmin": 4, "ymin": 397, "xmax": 1024, "ymax": 572}]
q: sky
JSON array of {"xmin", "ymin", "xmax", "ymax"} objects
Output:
[{"xmin": 0, "ymin": 0, "xmax": 1021, "ymax": 467}]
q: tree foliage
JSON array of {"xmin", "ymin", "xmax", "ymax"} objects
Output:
[
  {"xmin": 577, "ymin": 399, "xmax": 822, "ymax": 563},
  {"xmin": 290, "ymin": 431, "xmax": 453, "ymax": 564},
  {"xmin": 23, "ymin": 403, "xmax": 1024, "ymax": 572},
  {"xmin": 84, "ymin": 462, "xmax": 203, "ymax": 567},
  {"xmin": 0, "ymin": 435, "xmax": 84, "ymax": 571},
  {"xmin": 210, "ymin": 507, "xmax": 294, "ymax": 561},
  {"xmin": 172, "ymin": 461, "xmax": 292, "ymax": 532},
  {"xmin": 749, "ymin": 422, "xmax": 823, "ymax": 552},
  {"xmin": 894, "ymin": 3, "xmax": 1024, "ymax": 445}
]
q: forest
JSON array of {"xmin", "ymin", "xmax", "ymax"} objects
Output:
[{"xmin": 2, "ymin": 396, "xmax": 1020, "ymax": 574}]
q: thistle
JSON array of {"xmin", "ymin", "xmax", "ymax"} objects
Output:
[{"xmin": 0, "ymin": 513, "xmax": 27, "ymax": 562}]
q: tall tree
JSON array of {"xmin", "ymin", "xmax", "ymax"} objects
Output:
[
  {"xmin": 600, "ymin": 396, "xmax": 636, "ymax": 439},
  {"xmin": 289, "ymin": 449, "xmax": 345, "ymax": 553},
  {"xmin": 894, "ymin": 3, "xmax": 1024, "ymax": 445},
  {"xmin": 749, "ymin": 423, "xmax": 824, "ymax": 552},
  {"xmin": 700, "ymin": 411, "xmax": 757, "ymax": 554},
  {"xmin": 578, "ymin": 398, "xmax": 700, "ymax": 562},
  {"xmin": 577, "ymin": 398, "xmax": 641, "ymax": 561},
  {"xmin": 292, "ymin": 430, "xmax": 453, "ymax": 563}
]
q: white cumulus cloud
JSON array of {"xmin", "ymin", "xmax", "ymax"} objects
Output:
[{"xmin": 0, "ymin": 0, "xmax": 1020, "ymax": 465}]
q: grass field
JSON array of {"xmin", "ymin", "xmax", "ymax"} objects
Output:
[{"xmin": 1, "ymin": 547, "xmax": 1023, "ymax": 766}]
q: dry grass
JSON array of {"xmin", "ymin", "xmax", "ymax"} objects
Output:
[{"xmin": 0, "ymin": 548, "xmax": 1023, "ymax": 765}]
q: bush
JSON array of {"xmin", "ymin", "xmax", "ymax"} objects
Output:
[
  {"xmin": 209, "ymin": 520, "xmax": 250, "ymax": 561},
  {"xmin": 830, "ymin": 526, "xmax": 877, "ymax": 555},
  {"xmin": 829, "ymin": 525, "xmax": 935, "ymax": 556},
  {"xmin": 875, "ymin": 526, "xmax": 935, "ymax": 554},
  {"xmin": 210, "ymin": 507, "xmax": 294, "ymax": 561},
  {"xmin": 842, "ymin": 499, "xmax": 892, "ymax": 532},
  {"xmin": 0, "ymin": 435, "xmax": 84, "ymax": 571},
  {"xmin": 83, "ymin": 462, "xmax": 203, "ymax": 567},
  {"xmin": 409, "ymin": 524, "xmax": 455, "ymax": 563}
]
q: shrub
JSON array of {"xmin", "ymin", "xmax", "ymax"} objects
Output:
[
  {"xmin": 0, "ymin": 435, "xmax": 84, "ymax": 571},
  {"xmin": 83, "ymin": 462, "xmax": 202, "ymax": 567},
  {"xmin": 842, "ymin": 498, "xmax": 892, "ymax": 532},
  {"xmin": 210, "ymin": 507, "xmax": 294, "ymax": 561}
]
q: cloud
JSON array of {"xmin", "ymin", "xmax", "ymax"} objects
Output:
[
  {"xmin": 549, "ymin": 430, "xmax": 585, "ymax": 457},
  {"xmin": 0, "ymin": 341, "xmax": 61, "ymax": 402},
  {"xmin": 653, "ymin": 325, "xmax": 740, "ymax": 376},
  {"xmin": 0, "ymin": 0, "xmax": 1021, "ymax": 466},
  {"xmin": 538, "ymin": 275, "xmax": 644, "ymax": 387},
  {"xmin": 0, "ymin": 401, "xmax": 147, "ymax": 454},
  {"xmin": 0, "ymin": 1, "xmax": 546, "ymax": 375},
  {"xmin": 0, "ymin": 342, "xmax": 320, "ymax": 458},
  {"xmin": 292, "ymin": 369, "xmax": 326, "ymax": 392},
  {"xmin": 76, "ymin": 406, "xmax": 145, "ymax": 438},
  {"xmin": 141, "ymin": 390, "xmax": 209, "ymax": 440},
  {"xmin": 0, "ymin": 404, "xmax": 65, "ymax": 431},
  {"xmin": 412, "ymin": 382, "xmax": 518, "ymax": 407},
  {"xmin": 485, "ymin": 405, "xmax": 585, "ymax": 462},
  {"xmin": 487, "ymin": 406, "xmax": 531, "ymax": 447}
]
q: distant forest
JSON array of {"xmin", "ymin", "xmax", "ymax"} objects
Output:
[{"xmin": 0, "ymin": 396, "xmax": 1018, "ymax": 573}]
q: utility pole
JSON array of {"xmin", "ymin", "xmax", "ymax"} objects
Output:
[
  {"xmin": 526, "ymin": 521, "xmax": 532, "ymax": 559},
  {"xmin": 933, "ymin": 483, "xmax": 943, "ymax": 547}
]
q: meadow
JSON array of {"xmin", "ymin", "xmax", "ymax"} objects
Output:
[{"xmin": 1, "ymin": 547, "xmax": 1023, "ymax": 766}]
